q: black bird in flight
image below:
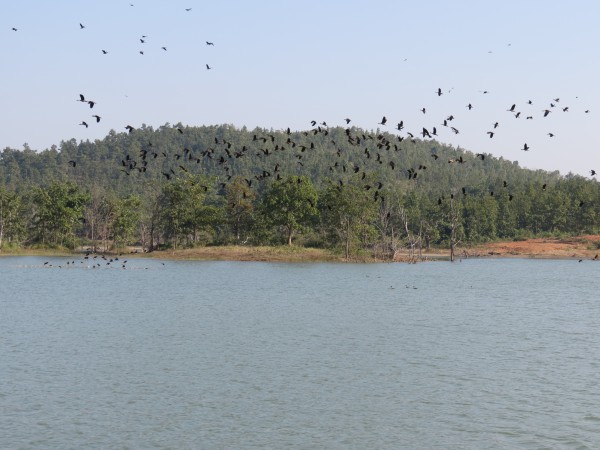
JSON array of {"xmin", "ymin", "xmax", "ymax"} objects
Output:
[
  {"xmin": 591, "ymin": 170, "xmax": 597, "ymax": 176},
  {"xmin": 436, "ymin": 87, "xmax": 442, "ymax": 96},
  {"xmin": 206, "ymin": 64, "xmax": 211, "ymax": 70},
  {"xmin": 543, "ymin": 109, "xmax": 551, "ymax": 117},
  {"xmin": 78, "ymin": 94, "xmax": 86, "ymax": 102},
  {"xmin": 521, "ymin": 143, "xmax": 530, "ymax": 151},
  {"xmin": 79, "ymin": 121, "xmax": 88, "ymax": 128},
  {"xmin": 102, "ymin": 49, "xmax": 108, "ymax": 54},
  {"xmin": 345, "ymin": 118, "xmax": 351, "ymax": 124},
  {"xmin": 206, "ymin": 41, "xmax": 214, "ymax": 46},
  {"xmin": 92, "ymin": 115, "xmax": 101, "ymax": 123},
  {"xmin": 125, "ymin": 125, "xmax": 134, "ymax": 133},
  {"xmin": 11, "ymin": 27, "xmax": 18, "ymax": 31},
  {"xmin": 185, "ymin": 8, "xmax": 192, "ymax": 11},
  {"xmin": 161, "ymin": 46, "xmax": 167, "ymax": 51},
  {"xmin": 378, "ymin": 116, "xmax": 387, "ymax": 125},
  {"xmin": 79, "ymin": 23, "xmax": 85, "ymax": 29},
  {"xmin": 87, "ymin": 100, "xmax": 95, "ymax": 108},
  {"xmin": 507, "ymin": 104, "xmax": 516, "ymax": 112}
]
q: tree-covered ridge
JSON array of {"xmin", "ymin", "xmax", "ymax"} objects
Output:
[{"xmin": 0, "ymin": 124, "xmax": 598, "ymax": 259}]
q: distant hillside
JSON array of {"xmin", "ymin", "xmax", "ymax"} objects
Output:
[{"xmin": 0, "ymin": 123, "xmax": 566, "ymax": 193}]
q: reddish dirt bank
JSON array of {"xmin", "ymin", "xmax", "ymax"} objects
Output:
[{"xmin": 467, "ymin": 235, "xmax": 600, "ymax": 260}]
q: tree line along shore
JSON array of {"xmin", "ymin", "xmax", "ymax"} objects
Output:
[{"xmin": 1, "ymin": 124, "xmax": 598, "ymax": 261}]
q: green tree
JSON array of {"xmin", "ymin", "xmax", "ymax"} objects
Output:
[
  {"xmin": 261, "ymin": 176, "xmax": 318, "ymax": 245},
  {"xmin": 113, "ymin": 195, "xmax": 142, "ymax": 248},
  {"xmin": 319, "ymin": 182, "xmax": 378, "ymax": 259},
  {"xmin": 225, "ymin": 177, "xmax": 256, "ymax": 243},
  {"xmin": 31, "ymin": 182, "xmax": 89, "ymax": 248},
  {"xmin": 158, "ymin": 175, "xmax": 220, "ymax": 248},
  {"xmin": 0, "ymin": 188, "xmax": 25, "ymax": 248}
]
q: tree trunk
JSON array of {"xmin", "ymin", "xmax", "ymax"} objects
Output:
[
  {"xmin": 287, "ymin": 227, "xmax": 293, "ymax": 246},
  {"xmin": 345, "ymin": 218, "xmax": 350, "ymax": 260}
]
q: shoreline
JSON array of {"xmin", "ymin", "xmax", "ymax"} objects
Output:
[{"xmin": 1, "ymin": 236, "xmax": 599, "ymax": 262}]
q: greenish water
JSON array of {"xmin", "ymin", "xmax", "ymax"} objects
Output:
[{"xmin": 1, "ymin": 257, "xmax": 599, "ymax": 449}]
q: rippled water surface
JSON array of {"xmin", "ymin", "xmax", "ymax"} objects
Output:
[{"xmin": 1, "ymin": 256, "xmax": 600, "ymax": 449}]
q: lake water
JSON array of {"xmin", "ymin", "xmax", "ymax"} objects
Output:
[{"xmin": 1, "ymin": 256, "xmax": 599, "ymax": 449}]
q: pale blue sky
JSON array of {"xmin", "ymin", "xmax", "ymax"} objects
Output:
[{"xmin": 1, "ymin": 0, "xmax": 599, "ymax": 176}]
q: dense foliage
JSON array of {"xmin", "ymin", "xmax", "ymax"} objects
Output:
[{"xmin": 1, "ymin": 123, "xmax": 598, "ymax": 258}]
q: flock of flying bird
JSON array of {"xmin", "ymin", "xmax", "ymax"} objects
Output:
[
  {"xmin": 90, "ymin": 81, "xmax": 596, "ymax": 207},
  {"xmin": 8, "ymin": 7, "xmax": 598, "ymax": 227}
]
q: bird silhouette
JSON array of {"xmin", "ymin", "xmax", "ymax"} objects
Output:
[
  {"xmin": 206, "ymin": 64, "xmax": 211, "ymax": 70},
  {"xmin": 79, "ymin": 23, "xmax": 85, "ymax": 29},
  {"xmin": 378, "ymin": 116, "xmax": 387, "ymax": 125},
  {"xmin": 521, "ymin": 143, "xmax": 530, "ymax": 151},
  {"xmin": 80, "ymin": 121, "xmax": 88, "ymax": 128},
  {"xmin": 206, "ymin": 41, "xmax": 214, "ymax": 46},
  {"xmin": 92, "ymin": 115, "xmax": 101, "ymax": 123}
]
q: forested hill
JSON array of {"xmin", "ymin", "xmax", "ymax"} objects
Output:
[
  {"xmin": 0, "ymin": 123, "xmax": 598, "ymax": 256},
  {"xmin": 0, "ymin": 122, "xmax": 572, "ymax": 194}
]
